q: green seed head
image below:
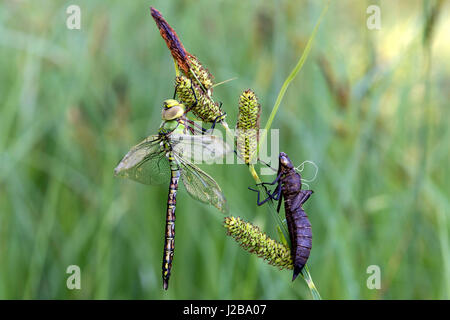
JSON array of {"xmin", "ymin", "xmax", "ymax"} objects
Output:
[
  {"xmin": 224, "ymin": 216, "xmax": 293, "ymax": 270},
  {"xmin": 236, "ymin": 89, "xmax": 261, "ymax": 164},
  {"xmin": 175, "ymin": 75, "xmax": 226, "ymax": 123},
  {"xmin": 187, "ymin": 53, "xmax": 214, "ymax": 94}
]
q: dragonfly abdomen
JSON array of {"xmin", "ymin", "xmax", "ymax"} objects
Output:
[
  {"xmin": 162, "ymin": 157, "xmax": 180, "ymax": 290},
  {"xmin": 281, "ymin": 169, "xmax": 313, "ymax": 281},
  {"xmin": 286, "ymin": 206, "xmax": 312, "ymax": 281}
]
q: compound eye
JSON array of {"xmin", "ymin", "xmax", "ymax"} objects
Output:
[
  {"xmin": 163, "ymin": 99, "xmax": 181, "ymax": 109},
  {"xmin": 162, "ymin": 105, "xmax": 184, "ymax": 120}
]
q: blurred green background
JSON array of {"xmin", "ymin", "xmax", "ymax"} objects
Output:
[{"xmin": 0, "ymin": 0, "xmax": 449, "ymax": 299}]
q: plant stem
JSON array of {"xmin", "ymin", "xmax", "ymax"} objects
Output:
[
  {"xmin": 302, "ymin": 265, "xmax": 322, "ymax": 300},
  {"xmin": 258, "ymin": 0, "xmax": 331, "ymax": 152},
  {"xmin": 173, "ymin": 59, "xmax": 180, "ymax": 76}
]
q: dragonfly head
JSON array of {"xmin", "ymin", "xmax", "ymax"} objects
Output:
[
  {"xmin": 162, "ymin": 99, "xmax": 185, "ymax": 120},
  {"xmin": 279, "ymin": 152, "xmax": 294, "ymax": 170}
]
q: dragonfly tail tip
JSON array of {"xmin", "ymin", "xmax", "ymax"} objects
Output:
[
  {"xmin": 163, "ymin": 279, "xmax": 169, "ymax": 290},
  {"xmin": 292, "ymin": 265, "xmax": 303, "ymax": 282}
]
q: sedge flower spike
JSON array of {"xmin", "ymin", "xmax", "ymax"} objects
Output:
[
  {"xmin": 236, "ymin": 89, "xmax": 261, "ymax": 164},
  {"xmin": 175, "ymin": 75, "xmax": 226, "ymax": 123},
  {"xmin": 187, "ymin": 53, "xmax": 215, "ymax": 94},
  {"xmin": 224, "ymin": 216, "xmax": 293, "ymax": 270}
]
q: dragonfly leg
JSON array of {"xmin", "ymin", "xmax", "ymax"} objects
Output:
[
  {"xmin": 259, "ymin": 172, "xmax": 281, "ymax": 188},
  {"xmin": 173, "ymin": 83, "xmax": 178, "ymax": 99},
  {"xmin": 260, "ymin": 181, "xmax": 282, "ymax": 211},
  {"xmin": 258, "ymin": 158, "xmax": 277, "ymax": 173},
  {"xmin": 275, "ymin": 188, "xmax": 283, "ymax": 213},
  {"xmin": 271, "ymin": 183, "xmax": 282, "ymax": 201},
  {"xmin": 248, "ymin": 186, "xmax": 276, "ymax": 206},
  {"xmin": 185, "ymin": 118, "xmax": 208, "ymax": 134},
  {"xmin": 185, "ymin": 82, "xmax": 198, "ymax": 113},
  {"xmin": 210, "ymin": 111, "xmax": 226, "ymax": 130},
  {"xmin": 248, "ymin": 172, "xmax": 282, "ymax": 203}
]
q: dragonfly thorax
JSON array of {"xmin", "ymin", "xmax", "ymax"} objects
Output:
[
  {"xmin": 159, "ymin": 118, "xmax": 187, "ymax": 136},
  {"xmin": 159, "ymin": 118, "xmax": 177, "ymax": 133}
]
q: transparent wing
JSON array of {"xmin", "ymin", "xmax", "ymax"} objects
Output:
[
  {"xmin": 170, "ymin": 133, "xmax": 231, "ymax": 164},
  {"xmin": 173, "ymin": 152, "xmax": 228, "ymax": 213},
  {"xmin": 114, "ymin": 135, "xmax": 170, "ymax": 185}
]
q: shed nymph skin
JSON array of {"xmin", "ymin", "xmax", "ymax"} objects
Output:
[{"xmin": 277, "ymin": 152, "xmax": 313, "ymax": 280}]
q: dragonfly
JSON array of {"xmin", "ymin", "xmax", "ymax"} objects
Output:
[
  {"xmin": 114, "ymin": 99, "xmax": 230, "ymax": 290},
  {"xmin": 250, "ymin": 152, "xmax": 314, "ymax": 281}
]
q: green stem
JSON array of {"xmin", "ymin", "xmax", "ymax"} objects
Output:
[
  {"xmin": 173, "ymin": 58, "xmax": 180, "ymax": 76},
  {"xmin": 302, "ymin": 265, "xmax": 322, "ymax": 300},
  {"xmin": 258, "ymin": 0, "xmax": 330, "ymax": 153}
]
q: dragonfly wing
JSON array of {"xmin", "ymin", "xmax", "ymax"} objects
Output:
[
  {"xmin": 114, "ymin": 135, "xmax": 170, "ymax": 185},
  {"xmin": 170, "ymin": 133, "xmax": 231, "ymax": 164},
  {"xmin": 173, "ymin": 152, "xmax": 228, "ymax": 213}
]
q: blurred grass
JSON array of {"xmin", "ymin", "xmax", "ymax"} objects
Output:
[{"xmin": 0, "ymin": 0, "xmax": 449, "ymax": 299}]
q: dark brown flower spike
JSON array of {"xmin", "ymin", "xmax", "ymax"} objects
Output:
[{"xmin": 150, "ymin": 7, "xmax": 191, "ymax": 75}]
